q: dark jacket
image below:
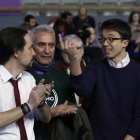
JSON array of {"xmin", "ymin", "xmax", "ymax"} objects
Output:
[{"xmin": 51, "ymin": 102, "xmax": 94, "ymax": 140}]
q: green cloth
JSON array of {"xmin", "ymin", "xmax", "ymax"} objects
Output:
[{"xmin": 27, "ymin": 67, "xmax": 76, "ymax": 140}]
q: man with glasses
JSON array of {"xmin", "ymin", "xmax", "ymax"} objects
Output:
[
  {"xmin": 55, "ymin": 34, "xmax": 85, "ymax": 75},
  {"xmin": 59, "ymin": 19, "xmax": 140, "ymax": 140},
  {"xmin": 55, "ymin": 34, "xmax": 86, "ymax": 104}
]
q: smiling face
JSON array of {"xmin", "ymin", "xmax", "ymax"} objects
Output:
[
  {"xmin": 18, "ymin": 34, "xmax": 35, "ymax": 69},
  {"xmin": 101, "ymin": 29, "xmax": 128, "ymax": 62},
  {"xmin": 33, "ymin": 32, "xmax": 55, "ymax": 66}
]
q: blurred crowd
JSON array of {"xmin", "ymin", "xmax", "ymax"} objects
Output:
[{"xmin": 1, "ymin": 7, "xmax": 140, "ymax": 140}]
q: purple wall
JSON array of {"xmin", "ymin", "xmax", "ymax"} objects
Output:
[
  {"xmin": 0, "ymin": 0, "xmax": 20, "ymax": 7},
  {"xmin": 0, "ymin": 0, "xmax": 21, "ymax": 15}
]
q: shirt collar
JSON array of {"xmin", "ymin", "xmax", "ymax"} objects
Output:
[
  {"xmin": 107, "ymin": 52, "xmax": 130, "ymax": 68},
  {"xmin": 0, "ymin": 65, "xmax": 22, "ymax": 83}
]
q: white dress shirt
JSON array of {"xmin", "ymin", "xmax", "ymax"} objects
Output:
[
  {"xmin": 107, "ymin": 52, "xmax": 130, "ymax": 68},
  {"xmin": 0, "ymin": 65, "xmax": 38, "ymax": 140}
]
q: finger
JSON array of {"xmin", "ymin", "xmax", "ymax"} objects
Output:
[
  {"xmin": 45, "ymin": 85, "xmax": 51, "ymax": 93},
  {"xmin": 68, "ymin": 40, "xmax": 72, "ymax": 48},
  {"xmin": 72, "ymin": 110, "xmax": 77, "ymax": 114},
  {"xmin": 32, "ymin": 86, "xmax": 37, "ymax": 91},
  {"xmin": 38, "ymin": 79, "xmax": 45, "ymax": 86},
  {"xmin": 46, "ymin": 87, "xmax": 51, "ymax": 93},
  {"xmin": 76, "ymin": 104, "xmax": 82, "ymax": 108},
  {"xmin": 69, "ymin": 110, "xmax": 76, "ymax": 114},
  {"xmin": 63, "ymin": 100, "xmax": 68, "ymax": 105},
  {"xmin": 69, "ymin": 40, "xmax": 74, "ymax": 48},
  {"xmin": 59, "ymin": 34, "xmax": 64, "ymax": 50},
  {"xmin": 64, "ymin": 40, "xmax": 68, "ymax": 49},
  {"xmin": 45, "ymin": 91, "xmax": 50, "ymax": 97},
  {"xmin": 40, "ymin": 94, "xmax": 47, "ymax": 101},
  {"xmin": 49, "ymin": 81, "xmax": 54, "ymax": 90}
]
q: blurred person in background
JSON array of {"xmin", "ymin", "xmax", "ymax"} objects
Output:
[
  {"xmin": 128, "ymin": 11, "xmax": 140, "ymax": 41},
  {"xmin": 21, "ymin": 14, "xmax": 38, "ymax": 28},
  {"xmin": 84, "ymin": 26, "xmax": 104, "ymax": 61},
  {"xmin": 53, "ymin": 18, "xmax": 67, "ymax": 46},
  {"xmin": 127, "ymin": 37, "xmax": 140, "ymax": 63},
  {"xmin": 73, "ymin": 7, "xmax": 95, "ymax": 29},
  {"xmin": 55, "ymin": 34, "xmax": 85, "ymax": 78},
  {"xmin": 18, "ymin": 25, "xmax": 34, "ymax": 34},
  {"xmin": 53, "ymin": 18, "xmax": 67, "ymax": 61},
  {"xmin": 55, "ymin": 34, "xmax": 92, "ymax": 115},
  {"xmin": 61, "ymin": 11, "xmax": 75, "ymax": 35}
]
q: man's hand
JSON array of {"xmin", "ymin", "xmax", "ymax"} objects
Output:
[
  {"xmin": 124, "ymin": 135, "xmax": 135, "ymax": 140},
  {"xmin": 27, "ymin": 79, "xmax": 54, "ymax": 110},
  {"xmin": 44, "ymin": 81, "xmax": 54, "ymax": 98},
  {"xmin": 51, "ymin": 100, "xmax": 82, "ymax": 117},
  {"xmin": 59, "ymin": 34, "xmax": 79, "ymax": 61}
]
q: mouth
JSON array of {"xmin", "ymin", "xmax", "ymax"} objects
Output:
[
  {"xmin": 41, "ymin": 56, "xmax": 51, "ymax": 60},
  {"xmin": 104, "ymin": 48, "xmax": 112, "ymax": 54}
]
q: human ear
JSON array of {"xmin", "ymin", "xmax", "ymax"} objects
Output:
[
  {"xmin": 123, "ymin": 40, "xmax": 129, "ymax": 48},
  {"xmin": 13, "ymin": 49, "xmax": 20, "ymax": 59}
]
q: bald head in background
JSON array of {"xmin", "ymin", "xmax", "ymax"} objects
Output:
[
  {"xmin": 73, "ymin": 7, "xmax": 95, "ymax": 29},
  {"xmin": 78, "ymin": 7, "xmax": 87, "ymax": 21}
]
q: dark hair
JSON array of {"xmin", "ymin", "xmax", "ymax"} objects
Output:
[
  {"xmin": 128, "ymin": 11, "xmax": 140, "ymax": 23},
  {"xmin": 55, "ymin": 18, "xmax": 66, "ymax": 26},
  {"xmin": 61, "ymin": 11, "xmax": 72, "ymax": 19},
  {"xmin": 0, "ymin": 27, "xmax": 28, "ymax": 64},
  {"xmin": 24, "ymin": 14, "xmax": 35, "ymax": 23},
  {"xmin": 18, "ymin": 25, "xmax": 34, "ymax": 31},
  {"xmin": 100, "ymin": 19, "xmax": 131, "ymax": 41}
]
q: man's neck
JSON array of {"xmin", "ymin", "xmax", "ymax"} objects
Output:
[
  {"xmin": 3, "ymin": 60, "xmax": 24, "ymax": 79},
  {"xmin": 110, "ymin": 53, "xmax": 127, "ymax": 67}
]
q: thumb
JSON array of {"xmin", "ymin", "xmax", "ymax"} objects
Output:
[
  {"xmin": 38, "ymin": 79, "xmax": 45, "ymax": 86},
  {"xmin": 63, "ymin": 100, "xmax": 68, "ymax": 105},
  {"xmin": 32, "ymin": 86, "xmax": 37, "ymax": 91}
]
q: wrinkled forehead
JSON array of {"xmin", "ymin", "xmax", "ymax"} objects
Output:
[{"xmin": 34, "ymin": 32, "xmax": 55, "ymax": 43}]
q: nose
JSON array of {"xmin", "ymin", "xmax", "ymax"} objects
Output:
[{"xmin": 44, "ymin": 46, "xmax": 50, "ymax": 54}]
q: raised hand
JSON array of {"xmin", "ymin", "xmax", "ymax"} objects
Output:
[{"xmin": 59, "ymin": 34, "xmax": 79, "ymax": 61}]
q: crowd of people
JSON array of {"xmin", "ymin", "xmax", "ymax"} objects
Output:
[{"xmin": 0, "ymin": 7, "xmax": 140, "ymax": 140}]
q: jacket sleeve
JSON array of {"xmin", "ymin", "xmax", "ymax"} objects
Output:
[
  {"xmin": 127, "ymin": 79, "xmax": 140, "ymax": 138},
  {"xmin": 70, "ymin": 60, "xmax": 96, "ymax": 97}
]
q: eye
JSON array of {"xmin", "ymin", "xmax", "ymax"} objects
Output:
[
  {"xmin": 98, "ymin": 38, "xmax": 105, "ymax": 43},
  {"xmin": 38, "ymin": 43, "xmax": 44, "ymax": 47},
  {"xmin": 107, "ymin": 38, "xmax": 113, "ymax": 43},
  {"xmin": 49, "ymin": 43, "xmax": 55, "ymax": 48}
]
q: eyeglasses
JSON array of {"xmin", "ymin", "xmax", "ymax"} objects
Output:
[
  {"xmin": 98, "ymin": 37, "xmax": 125, "ymax": 44},
  {"xmin": 76, "ymin": 47, "xmax": 82, "ymax": 50}
]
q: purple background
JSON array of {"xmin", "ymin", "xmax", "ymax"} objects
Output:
[{"xmin": 0, "ymin": 0, "xmax": 21, "ymax": 15}]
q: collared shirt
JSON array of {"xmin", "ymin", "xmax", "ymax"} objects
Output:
[
  {"xmin": 0, "ymin": 65, "xmax": 37, "ymax": 140},
  {"xmin": 107, "ymin": 52, "xmax": 130, "ymax": 68}
]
